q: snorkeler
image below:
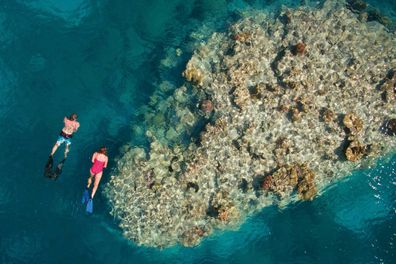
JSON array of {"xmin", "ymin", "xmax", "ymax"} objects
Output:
[
  {"xmin": 50, "ymin": 113, "xmax": 80, "ymax": 158},
  {"xmin": 82, "ymin": 146, "xmax": 108, "ymax": 213}
]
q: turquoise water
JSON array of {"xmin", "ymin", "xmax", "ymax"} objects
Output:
[{"xmin": 0, "ymin": 0, "xmax": 395, "ymax": 263}]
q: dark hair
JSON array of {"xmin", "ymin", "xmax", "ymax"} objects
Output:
[
  {"xmin": 99, "ymin": 146, "xmax": 107, "ymax": 155},
  {"xmin": 69, "ymin": 113, "xmax": 78, "ymax": 121}
]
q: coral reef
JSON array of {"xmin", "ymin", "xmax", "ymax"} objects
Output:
[
  {"xmin": 183, "ymin": 62, "xmax": 205, "ymax": 87},
  {"xmin": 291, "ymin": 42, "xmax": 306, "ymax": 56},
  {"xmin": 343, "ymin": 112, "xmax": 363, "ymax": 136},
  {"xmin": 264, "ymin": 163, "xmax": 317, "ymax": 201},
  {"xmin": 379, "ymin": 69, "xmax": 396, "ymax": 103},
  {"xmin": 200, "ymin": 99, "xmax": 214, "ymax": 114},
  {"xmin": 105, "ymin": 0, "xmax": 396, "ymax": 248},
  {"xmin": 345, "ymin": 140, "xmax": 366, "ymax": 161},
  {"xmin": 346, "ymin": 0, "xmax": 395, "ymax": 29},
  {"xmin": 383, "ymin": 118, "xmax": 396, "ymax": 136},
  {"xmin": 347, "ymin": 0, "xmax": 367, "ymax": 12}
]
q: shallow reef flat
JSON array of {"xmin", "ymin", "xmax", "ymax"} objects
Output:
[{"xmin": 105, "ymin": 0, "xmax": 396, "ymax": 248}]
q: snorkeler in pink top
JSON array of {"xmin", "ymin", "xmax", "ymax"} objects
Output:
[
  {"xmin": 50, "ymin": 113, "xmax": 80, "ymax": 158},
  {"xmin": 86, "ymin": 146, "xmax": 108, "ymax": 199}
]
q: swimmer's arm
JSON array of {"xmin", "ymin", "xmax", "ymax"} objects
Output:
[
  {"xmin": 74, "ymin": 122, "xmax": 80, "ymax": 132},
  {"xmin": 91, "ymin": 152, "xmax": 97, "ymax": 163},
  {"xmin": 104, "ymin": 157, "xmax": 108, "ymax": 168}
]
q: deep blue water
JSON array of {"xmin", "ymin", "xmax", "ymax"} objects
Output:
[{"xmin": 0, "ymin": 0, "xmax": 395, "ymax": 263}]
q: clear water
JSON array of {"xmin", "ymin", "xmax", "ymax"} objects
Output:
[{"xmin": 0, "ymin": 0, "xmax": 395, "ymax": 263}]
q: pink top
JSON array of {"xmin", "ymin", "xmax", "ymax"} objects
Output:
[{"xmin": 90, "ymin": 152, "xmax": 108, "ymax": 174}]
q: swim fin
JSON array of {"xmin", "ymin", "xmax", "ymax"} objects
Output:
[
  {"xmin": 86, "ymin": 199, "xmax": 93, "ymax": 214},
  {"xmin": 81, "ymin": 189, "xmax": 90, "ymax": 204},
  {"xmin": 55, "ymin": 159, "xmax": 66, "ymax": 173},
  {"xmin": 52, "ymin": 158, "xmax": 66, "ymax": 180},
  {"xmin": 44, "ymin": 155, "xmax": 54, "ymax": 178}
]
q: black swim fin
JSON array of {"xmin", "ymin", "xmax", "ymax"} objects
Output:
[
  {"xmin": 52, "ymin": 159, "xmax": 66, "ymax": 180},
  {"xmin": 44, "ymin": 155, "xmax": 54, "ymax": 178},
  {"xmin": 55, "ymin": 159, "xmax": 66, "ymax": 173},
  {"xmin": 44, "ymin": 157, "xmax": 66, "ymax": 180}
]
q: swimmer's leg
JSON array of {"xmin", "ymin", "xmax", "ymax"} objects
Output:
[
  {"xmin": 51, "ymin": 136, "xmax": 65, "ymax": 156},
  {"xmin": 82, "ymin": 171, "xmax": 94, "ymax": 204},
  {"xmin": 64, "ymin": 143, "xmax": 70, "ymax": 158},
  {"xmin": 50, "ymin": 142, "xmax": 61, "ymax": 156},
  {"xmin": 86, "ymin": 171, "xmax": 95, "ymax": 189},
  {"xmin": 90, "ymin": 172, "xmax": 103, "ymax": 199}
]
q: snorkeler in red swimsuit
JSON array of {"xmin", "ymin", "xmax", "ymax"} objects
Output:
[{"xmin": 87, "ymin": 146, "xmax": 108, "ymax": 199}]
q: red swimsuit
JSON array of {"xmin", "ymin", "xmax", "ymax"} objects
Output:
[{"xmin": 90, "ymin": 159, "xmax": 105, "ymax": 174}]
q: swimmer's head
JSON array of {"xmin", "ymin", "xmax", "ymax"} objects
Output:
[
  {"xmin": 99, "ymin": 146, "xmax": 107, "ymax": 155},
  {"xmin": 69, "ymin": 113, "xmax": 78, "ymax": 121}
]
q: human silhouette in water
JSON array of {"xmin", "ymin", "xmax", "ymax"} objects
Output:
[
  {"xmin": 82, "ymin": 147, "xmax": 109, "ymax": 213},
  {"xmin": 50, "ymin": 113, "xmax": 80, "ymax": 158},
  {"xmin": 86, "ymin": 146, "xmax": 108, "ymax": 199}
]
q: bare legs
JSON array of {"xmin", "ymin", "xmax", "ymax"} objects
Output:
[
  {"xmin": 50, "ymin": 142, "xmax": 70, "ymax": 158},
  {"xmin": 87, "ymin": 173, "xmax": 94, "ymax": 189},
  {"xmin": 87, "ymin": 171, "xmax": 103, "ymax": 199},
  {"xmin": 50, "ymin": 143, "xmax": 60, "ymax": 156},
  {"xmin": 64, "ymin": 144, "xmax": 70, "ymax": 158}
]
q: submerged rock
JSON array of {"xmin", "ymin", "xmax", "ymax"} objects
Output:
[
  {"xmin": 291, "ymin": 107, "xmax": 302, "ymax": 122},
  {"xmin": 183, "ymin": 63, "xmax": 204, "ymax": 86},
  {"xmin": 380, "ymin": 69, "xmax": 396, "ymax": 102},
  {"xmin": 367, "ymin": 8, "xmax": 391, "ymax": 26},
  {"xmin": 180, "ymin": 226, "xmax": 206, "ymax": 247},
  {"xmin": 261, "ymin": 175, "xmax": 273, "ymax": 190},
  {"xmin": 266, "ymin": 164, "xmax": 317, "ymax": 200},
  {"xmin": 291, "ymin": 42, "xmax": 306, "ymax": 56},
  {"xmin": 346, "ymin": 0, "xmax": 393, "ymax": 28},
  {"xmin": 296, "ymin": 165, "xmax": 317, "ymax": 201},
  {"xmin": 233, "ymin": 32, "xmax": 251, "ymax": 43},
  {"xmin": 239, "ymin": 178, "xmax": 249, "ymax": 193},
  {"xmin": 200, "ymin": 99, "xmax": 214, "ymax": 114},
  {"xmin": 346, "ymin": 0, "xmax": 367, "ymax": 12},
  {"xmin": 383, "ymin": 119, "xmax": 396, "ymax": 136},
  {"xmin": 345, "ymin": 140, "xmax": 366, "ymax": 161},
  {"xmin": 186, "ymin": 182, "xmax": 199, "ymax": 192},
  {"xmin": 343, "ymin": 112, "xmax": 363, "ymax": 136},
  {"xmin": 322, "ymin": 108, "xmax": 336, "ymax": 123}
]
